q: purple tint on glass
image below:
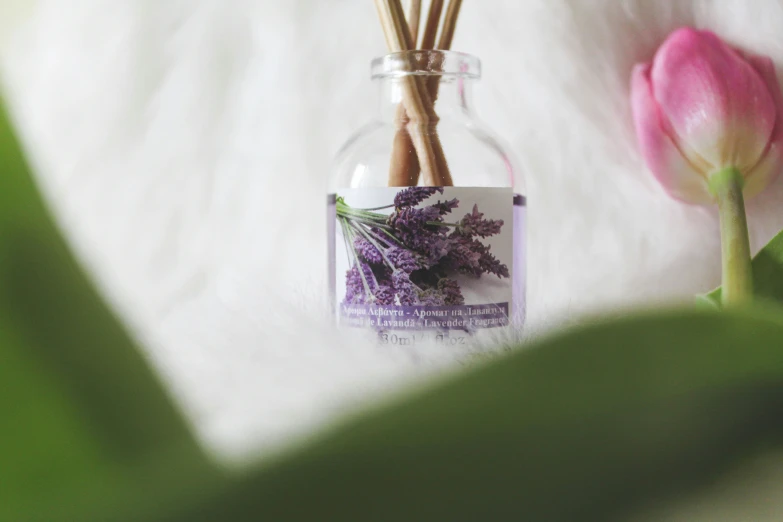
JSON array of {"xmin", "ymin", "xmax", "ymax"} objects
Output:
[
  {"xmin": 512, "ymin": 195, "xmax": 526, "ymax": 325},
  {"xmin": 328, "ymin": 194, "xmax": 336, "ymax": 315}
]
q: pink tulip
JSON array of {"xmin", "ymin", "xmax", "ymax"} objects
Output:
[
  {"xmin": 631, "ymin": 27, "xmax": 783, "ymax": 305},
  {"xmin": 632, "ymin": 27, "xmax": 783, "ymax": 205}
]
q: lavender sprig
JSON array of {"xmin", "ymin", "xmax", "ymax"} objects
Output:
[
  {"xmin": 339, "ymin": 188, "xmax": 509, "ymax": 308},
  {"xmin": 393, "ymin": 187, "xmax": 443, "ymax": 208}
]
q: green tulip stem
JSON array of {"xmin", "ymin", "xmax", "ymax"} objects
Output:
[{"xmin": 709, "ymin": 167, "xmax": 753, "ymax": 306}]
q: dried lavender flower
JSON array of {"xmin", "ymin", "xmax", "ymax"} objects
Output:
[
  {"xmin": 457, "ymin": 204, "xmax": 504, "ymax": 238},
  {"xmin": 442, "ymin": 237, "xmax": 483, "ymax": 275},
  {"xmin": 418, "ymin": 288, "xmax": 446, "ymax": 306},
  {"xmin": 388, "ymin": 205, "xmax": 442, "ymax": 232},
  {"xmin": 438, "ymin": 277, "xmax": 465, "ymax": 305},
  {"xmin": 394, "ymin": 187, "xmax": 443, "ymax": 208},
  {"xmin": 479, "ymin": 250, "xmax": 510, "ymax": 278},
  {"xmin": 344, "ymin": 265, "xmax": 366, "ymax": 304},
  {"xmin": 392, "ymin": 270, "xmax": 417, "ymax": 305},
  {"xmin": 354, "ymin": 236, "xmax": 383, "ymax": 264},
  {"xmin": 375, "ymin": 284, "xmax": 396, "ymax": 305},
  {"xmin": 387, "ymin": 246, "xmax": 420, "ymax": 273},
  {"xmin": 431, "ymin": 197, "xmax": 459, "ymax": 215}
]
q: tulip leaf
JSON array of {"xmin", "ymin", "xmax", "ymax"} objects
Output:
[
  {"xmin": 699, "ymin": 228, "xmax": 783, "ymax": 306},
  {"xmin": 0, "ymin": 97, "xmax": 220, "ymax": 520},
  {"xmin": 694, "ymin": 292, "xmax": 721, "ymax": 309}
]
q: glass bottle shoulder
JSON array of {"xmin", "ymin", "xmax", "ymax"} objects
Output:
[{"xmin": 329, "ymin": 118, "xmax": 525, "ymax": 192}]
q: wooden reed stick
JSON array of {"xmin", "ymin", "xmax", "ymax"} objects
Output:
[
  {"xmin": 387, "ymin": 126, "xmax": 419, "ymax": 186},
  {"xmin": 420, "ymin": 0, "xmax": 444, "ymax": 50},
  {"xmin": 407, "ymin": 0, "xmax": 422, "ymax": 45},
  {"xmin": 376, "ymin": 0, "xmax": 413, "ymax": 49},
  {"xmin": 388, "ymin": 0, "xmax": 444, "ymax": 187},
  {"xmin": 437, "ymin": 0, "xmax": 462, "ymax": 49},
  {"xmin": 387, "ymin": 0, "xmax": 425, "ymax": 187},
  {"xmin": 426, "ymin": 0, "xmax": 463, "ymax": 102},
  {"xmin": 375, "ymin": 0, "xmax": 450, "ymax": 187},
  {"xmin": 387, "ymin": 0, "xmax": 462, "ymax": 187}
]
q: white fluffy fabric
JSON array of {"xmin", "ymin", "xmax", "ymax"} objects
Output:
[{"xmin": 3, "ymin": 0, "xmax": 783, "ymax": 460}]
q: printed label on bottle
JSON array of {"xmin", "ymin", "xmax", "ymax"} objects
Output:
[{"xmin": 331, "ymin": 186, "xmax": 516, "ymax": 336}]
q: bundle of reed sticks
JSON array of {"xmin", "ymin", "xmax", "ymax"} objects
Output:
[{"xmin": 374, "ymin": 0, "xmax": 463, "ymax": 188}]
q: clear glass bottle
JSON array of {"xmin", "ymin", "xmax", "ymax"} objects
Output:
[{"xmin": 328, "ymin": 50, "xmax": 526, "ymax": 345}]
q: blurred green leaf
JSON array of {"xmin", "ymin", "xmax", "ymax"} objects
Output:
[
  {"xmin": 178, "ymin": 308, "xmax": 783, "ymax": 522},
  {"xmin": 701, "ymin": 228, "xmax": 783, "ymax": 306},
  {"xmin": 0, "ymin": 98, "xmax": 221, "ymax": 520}
]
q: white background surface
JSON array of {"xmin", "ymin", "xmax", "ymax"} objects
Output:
[{"xmin": 3, "ymin": 0, "xmax": 783, "ymax": 460}]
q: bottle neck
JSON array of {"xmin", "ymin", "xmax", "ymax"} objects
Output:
[{"xmin": 376, "ymin": 76, "xmax": 476, "ymax": 126}]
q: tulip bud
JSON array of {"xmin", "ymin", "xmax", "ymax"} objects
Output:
[
  {"xmin": 631, "ymin": 27, "xmax": 783, "ymax": 305},
  {"xmin": 631, "ymin": 27, "xmax": 783, "ymax": 205}
]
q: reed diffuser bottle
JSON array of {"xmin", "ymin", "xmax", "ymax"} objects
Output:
[{"xmin": 328, "ymin": 50, "xmax": 526, "ymax": 345}]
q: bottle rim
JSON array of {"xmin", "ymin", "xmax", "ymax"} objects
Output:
[{"xmin": 370, "ymin": 50, "xmax": 481, "ymax": 79}]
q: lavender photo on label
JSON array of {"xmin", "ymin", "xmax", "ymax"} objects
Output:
[{"xmin": 337, "ymin": 187, "xmax": 509, "ymax": 309}]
